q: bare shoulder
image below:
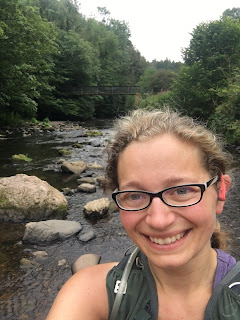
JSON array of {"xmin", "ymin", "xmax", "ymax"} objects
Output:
[{"xmin": 46, "ymin": 262, "xmax": 117, "ymax": 320}]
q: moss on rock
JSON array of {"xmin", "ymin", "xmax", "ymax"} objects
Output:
[
  {"xmin": 12, "ymin": 154, "xmax": 32, "ymax": 162},
  {"xmin": 58, "ymin": 149, "xmax": 72, "ymax": 156},
  {"xmin": 86, "ymin": 130, "xmax": 102, "ymax": 136}
]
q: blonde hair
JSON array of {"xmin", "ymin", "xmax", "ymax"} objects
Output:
[{"xmin": 105, "ymin": 108, "xmax": 232, "ymax": 249}]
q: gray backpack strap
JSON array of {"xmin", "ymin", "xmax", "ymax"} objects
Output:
[
  {"xmin": 109, "ymin": 246, "xmax": 140, "ymax": 320},
  {"xmin": 204, "ymin": 261, "xmax": 240, "ymax": 320}
]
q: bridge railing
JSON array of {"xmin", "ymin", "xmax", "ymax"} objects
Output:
[{"xmin": 71, "ymin": 86, "xmax": 140, "ymax": 95}]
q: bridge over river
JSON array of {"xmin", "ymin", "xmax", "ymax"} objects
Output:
[{"xmin": 69, "ymin": 86, "xmax": 140, "ymax": 95}]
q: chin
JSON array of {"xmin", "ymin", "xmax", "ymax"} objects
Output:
[{"xmin": 148, "ymin": 253, "xmax": 190, "ymax": 270}]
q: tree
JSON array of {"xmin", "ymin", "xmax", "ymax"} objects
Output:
[
  {"xmin": 184, "ymin": 18, "xmax": 240, "ymax": 75},
  {"xmin": 209, "ymin": 70, "xmax": 240, "ymax": 144},
  {"xmin": 171, "ymin": 64, "xmax": 214, "ymax": 118},
  {"xmin": 138, "ymin": 67, "xmax": 176, "ymax": 94},
  {"xmin": 40, "ymin": 29, "xmax": 100, "ymax": 119},
  {"xmin": 0, "ymin": 0, "xmax": 57, "ymax": 119},
  {"xmin": 0, "ymin": 0, "xmax": 147, "ymax": 122},
  {"xmin": 38, "ymin": 0, "xmax": 84, "ymax": 32},
  {"xmin": 172, "ymin": 15, "xmax": 240, "ymax": 118},
  {"xmin": 151, "ymin": 59, "xmax": 181, "ymax": 71},
  {"xmin": 222, "ymin": 7, "xmax": 240, "ymax": 21}
]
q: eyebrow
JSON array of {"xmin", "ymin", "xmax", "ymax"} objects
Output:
[
  {"xmin": 119, "ymin": 177, "xmax": 197, "ymax": 191},
  {"xmin": 163, "ymin": 177, "xmax": 196, "ymax": 186}
]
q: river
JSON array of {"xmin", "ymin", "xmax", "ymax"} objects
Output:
[{"xmin": 0, "ymin": 120, "xmax": 240, "ymax": 319}]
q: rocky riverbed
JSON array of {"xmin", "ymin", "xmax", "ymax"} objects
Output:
[{"xmin": 0, "ymin": 121, "xmax": 240, "ymax": 320}]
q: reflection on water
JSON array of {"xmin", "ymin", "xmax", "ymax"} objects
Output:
[
  {"xmin": 19, "ymin": 169, "xmax": 79, "ymax": 190},
  {"xmin": 0, "ymin": 222, "xmax": 25, "ymax": 287}
]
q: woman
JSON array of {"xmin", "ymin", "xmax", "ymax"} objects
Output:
[{"xmin": 47, "ymin": 109, "xmax": 239, "ymax": 320}]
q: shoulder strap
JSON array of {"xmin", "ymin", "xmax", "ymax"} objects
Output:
[
  {"xmin": 204, "ymin": 261, "xmax": 240, "ymax": 320},
  {"xmin": 108, "ymin": 246, "xmax": 140, "ymax": 320}
]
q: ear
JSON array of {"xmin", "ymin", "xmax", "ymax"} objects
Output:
[{"xmin": 216, "ymin": 174, "xmax": 231, "ymax": 215}]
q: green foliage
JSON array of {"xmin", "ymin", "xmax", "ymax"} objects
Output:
[
  {"xmin": 135, "ymin": 92, "xmax": 174, "ymax": 110},
  {"xmin": 38, "ymin": 0, "xmax": 147, "ymax": 119},
  {"xmin": 222, "ymin": 7, "xmax": 240, "ymax": 21},
  {"xmin": 209, "ymin": 72, "xmax": 240, "ymax": 144},
  {"xmin": 150, "ymin": 59, "xmax": 182, "ymax": 71},
  {"xmin": 55, "ymin": 29, "xmax": 100, "ymax": 88},
  {"xmin": 5, "ymin": 0, "xmax": 240, "ymax": 136},
  {"xmin": 139, "ymin": 68, "xmax": 176, "ymax": 93},
  {"xmin": 184, "ymin": 18, "xmax": 240, "ymax": 75},
  {"xmin": 171, "ymin": 63, "xmax": 215, "ymax": 118},
  {"xmin": 0, "ymin": 112, "xmax": 24, "ymax": 125},
  {"xmin": 94, "ymin": 95, "xmax": 132, "ymax": 118},
  {"xmin": 41, "ymin": 117, "xmax": 51, "ymax": 128},
  {"xmin": 30, "ymin": 117, "xmax": 51, "ymax": 128},
  {"xmin": 171, "ymin": 15, "xmax": 240, "ymax": 121},
  {"xmin": 30, "ymin": 118, "xmax": 40, "ymax": 125},
  {"xmin": 138, "ymin": 59, "xmax": 180, "ymax": 95},
  {"xmin": 0, "ymin": 0, "xmax": 58, "ymax": 120},
  {"xmin": 38, "ymin": 0, "xmax": 84, "ymax": 31},
  {"xmin": 0, "ymin": 0, "xmax": 147, "ymax": 122}
]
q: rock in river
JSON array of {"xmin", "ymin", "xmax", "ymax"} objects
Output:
[
  {"xmin": 23, "ymin": 220, "xmax": 82, "ymax": 244},
  {"xmin": 61, "ymin": 160, "xmax": 87, "ymax": 175},
  {"xmin": 83, "ymin": 198, "xmax": 110, "ymax": 219},
  {"xmin": 77, "ymin": 183, "xmax": 96, "ymax": 193},
  {"xmin": 0, "ymin": 174, "xmax": 68, "ymax": 222}
]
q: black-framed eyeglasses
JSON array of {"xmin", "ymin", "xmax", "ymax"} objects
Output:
[{"xmin": 112, "ymin": 176, "xmax": 219, "ymax": 211}]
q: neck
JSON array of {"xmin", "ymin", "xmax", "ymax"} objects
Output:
[{"xmin": 148, "ymin": 247, "xmax": 217, "ymax": 295}]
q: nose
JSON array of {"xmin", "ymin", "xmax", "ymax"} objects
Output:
[{"xmin": 145, "ymin": 196, "xmax": 176, "ymax": 229}]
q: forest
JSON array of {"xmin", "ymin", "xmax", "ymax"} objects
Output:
[{"xmin": 0, "ymin": 1, "xmax": 240, "ymax": 143}]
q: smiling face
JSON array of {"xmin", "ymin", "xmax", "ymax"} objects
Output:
[{"xmin": 117, "ymin": 134, "xmax": 223, "ymax": 270}]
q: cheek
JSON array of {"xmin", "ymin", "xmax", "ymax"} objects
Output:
[
  {"xmin": 120, "ymin": 211, "xmax": 131, "ymax": 229},
  {"xmin": 189, "ymin": 202, "xmax": 217, "ymax": 230},
  {"xmin": 120, "ymin": 211, "xmax": 140, "ymax": 232}
]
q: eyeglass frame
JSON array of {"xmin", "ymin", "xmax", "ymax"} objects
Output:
[{"xmin": 112, "ymin": 176, "xmax": 219, "ymax": 211}]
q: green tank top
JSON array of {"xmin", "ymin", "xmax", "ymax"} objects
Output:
[{"xmin": 106, "ymin": 249, "xmax": 240, "ymax": 320}]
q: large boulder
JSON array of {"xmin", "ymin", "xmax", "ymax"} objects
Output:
[
  {"xmin": 23, "ymin": 220, "xmax": 82, "ymax": 244},
  {"xmin": 0, "ymin": 174, "xmax": 68, "ymax": 222}
]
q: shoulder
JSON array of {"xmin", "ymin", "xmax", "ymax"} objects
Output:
[
  {"xmin": 216, "ymin": 249, "xmax": 236, "ymax": 275},
  {"xmin": 46, "ymin": 262, "xmax": 117, "ymax": 320},
  {"xmin": 214, "ymin": 249, "xmax": 237, "ymax": 289}
]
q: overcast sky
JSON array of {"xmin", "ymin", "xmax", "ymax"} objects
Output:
[{"xmin": 78, "ymin": 0, "xmax": 239, "ymax": 62}]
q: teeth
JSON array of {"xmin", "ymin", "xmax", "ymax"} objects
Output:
[{"xmin": 150, "ymin": 232, "xmax": 185, "ymax": 245}]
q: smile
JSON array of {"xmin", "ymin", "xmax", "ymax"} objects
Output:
[{"xmin": 149, "ymin": 231, "xmax": 186, "ymax": 245}]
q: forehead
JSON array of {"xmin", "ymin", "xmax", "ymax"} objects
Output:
[
  {"xmin": 120, "ymin": 134, "xmax": 202, "ymax": 161},
  {"xmin": 117, "ymin": 134, "xmax": 207, "ymax": 187}
]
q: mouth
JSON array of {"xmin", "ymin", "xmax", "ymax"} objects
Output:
[{"xmin": 149, "ymin": 230, "xmax": 190, "ymax": 245}]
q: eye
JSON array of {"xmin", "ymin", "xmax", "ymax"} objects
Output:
[
  {"xmin": 118, "ymin": 192, "xmax": 148, "ymax": 205},
  {"xmin": 164, "ymin": 186, "xmax": 199, "ymax": 200},
  {"xmin": 175, "ymin": 187, "xmax": 191, "ymax": 195},
  {"xmin": 124, "ymin": 192, "xmax": 145, "ymax": 201}
]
